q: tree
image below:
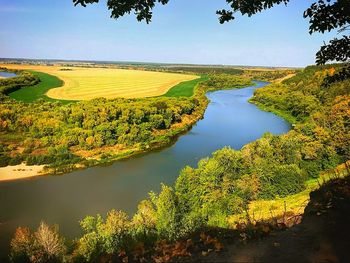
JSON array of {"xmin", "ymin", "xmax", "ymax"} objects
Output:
[
  {"xmin": 10, "ymin": 222, "xmax": 66, "ymax": 263},
  {"xmin": 34, "ymin": 222, "xmax": 66, "ymax": 261},
  {"xmin": 73, "ymin": 0, "xmax": 169, "ymax": 23},
  {"xmin": 10, "ymin": 227, "xmax": 35, "ymax": 263},
  {"xmin": 74, "ymin": 0, "xmax": 350, "ymax": 65},
  {"xmin": 304, "ymin": 0, "xmax": 350, "ymax": 65},
  {"xmin": 77, "ymin": 210, "xmax": 130, "ymax": 260},
  {"xmin": 153, "ymin": 184, "xmax": 180, "ymax": 240},
  {"xmin": 131, "ymin": 200, "xmax": 157, "ymax": 241}
]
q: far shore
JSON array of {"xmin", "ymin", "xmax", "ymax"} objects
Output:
[{"xmin": 0, "ymin": 163, "xmax": 45, "ymax": 182}]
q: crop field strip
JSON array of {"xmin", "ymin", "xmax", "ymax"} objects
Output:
[{"xmin": 0, "ymin": 64, "xmax": 199, "ymax": 100}]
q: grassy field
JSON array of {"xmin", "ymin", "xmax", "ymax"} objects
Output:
[
  {"xmin": 8, "ymin": 71, "xmax": 74, "ymax": 104},
  {"xmin": 162, "ymin": 75, "xmax": 208, "ymax": 97},
  {"xmin": 1, "ymin": 64, "xmax": 199, "ymax": 100}
]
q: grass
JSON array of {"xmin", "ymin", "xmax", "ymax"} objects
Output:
[
  {"xmin": 162, "ymin": 75, "xmax": 209, "ymax": 97},
  {"xmin": 1, "ymin": 64, "xmax": 199, "ymax": 100},
  {"xmin": 228, "ymin": 161, "xmax": 350, "ymax": 226},
  {"xmin": 8, "ymin": 71, "xmax": 74, "ymax": 104}
]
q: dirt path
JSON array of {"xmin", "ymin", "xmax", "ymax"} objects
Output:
[
  {"xmin": 196, "ymin": 176, "xmax": 350, "ymax": 263},
  {"xmin": 273, "ymin": 73, "xmax": 296, "ymax": 83}
]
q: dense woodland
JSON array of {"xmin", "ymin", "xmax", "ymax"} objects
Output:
[
  {"xmin": 8, "ymin": 64, "xmax": 350, "ymax": 262},
  {"xmin": 0, "ymin": 70, "xmax": 252, "ymax": 173},
  {"xmin": 204, "ymin": 74, "xmax": 254, "ymax": 90},
  {"xmin": 162, "ymin": 66, "xmax": 244, "ymax": 75}
]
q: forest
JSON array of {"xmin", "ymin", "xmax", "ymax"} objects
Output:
[{"xmin": 8, "ymin": 64, "xmax": 350, "ymax": 262}]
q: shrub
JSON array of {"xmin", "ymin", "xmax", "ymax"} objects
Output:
[
  {"xmin": 0, "ymin": 154, "xmax": 10, "ymax": 167},
  {"xmin": 259, "ymin": 164, "xmax": 306, "ymax": 199}
]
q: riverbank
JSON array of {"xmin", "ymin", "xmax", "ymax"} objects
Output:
[
  {"xmin": 250, "ymin": 100, "xmax": 298, "ymax": 124},
  {"xmin": 0, "ymin": 163, "xmax": 46, "ymax": 182},
  {"xmin": 249, "ymin": 74, "xmax": 298, "ymax": 124},
  {"xmin": 47, "ymin": 100, "xmax": 210, "ymax": 176},
  {"xmin": 0, "ymin": 100, "xmax": 208, "ymax": 182}
]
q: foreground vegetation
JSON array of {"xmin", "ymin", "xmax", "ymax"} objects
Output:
[{"xmin": 7, "ymin": 64, "xmax": 350, "ymax": 262}]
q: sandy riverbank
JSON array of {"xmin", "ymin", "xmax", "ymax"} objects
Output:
[{"xmin": 0, "ymin": 163, "xmax": 45, "ymax": 182}]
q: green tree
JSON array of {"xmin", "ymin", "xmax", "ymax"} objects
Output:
[
  {"xmin": 77, "ymin": 210, "xmax": 130, "ymax": 261},
  {"xmin": 131, "ymin": 200, "xmax": 157, "ymax": 242},
  {"xmin": 153, "ymin": 184, "xmax": 180, "ymax": 240}
]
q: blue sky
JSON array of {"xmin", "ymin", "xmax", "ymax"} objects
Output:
[{"xmin": 0, "ymin": 0, "xmax": 337, "ymax": 67}]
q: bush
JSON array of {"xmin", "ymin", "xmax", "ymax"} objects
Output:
[
  {"xmin": 0, "ymin": 154, "xmax": 11, "ymax": 167},
  {"xmin": 259, "ymin": 164, "xmax": 306, "ymax": 199},
  {"xmin": 8, "ymin": 155, "xmax": 24, "ymax": 166},
  {"xmin": 300, "ymin": 160, "xmax": 323, "ymax": 179}
]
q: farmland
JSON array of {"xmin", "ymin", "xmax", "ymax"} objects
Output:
[
  {"xmin": 8, "ymin": 71, "xmax": 67, "ymax": 103},
  {"xmin": 0, "ymin": 64, "xmax": 199, "ymax": 100},
  {"xmin": 162, "ymin": 75, "xmax": 209, "ymax": 97}
]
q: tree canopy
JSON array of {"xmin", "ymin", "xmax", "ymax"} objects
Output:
[
  {"xmin": 73, "ymin": 0, "xmax": 169, "ymax": 23},
  {"xmin": 73, "ymin": 0, "xmax": 350, "ymax": 65}
]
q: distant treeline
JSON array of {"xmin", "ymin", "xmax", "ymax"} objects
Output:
[
  {"xmin": 164, "ymin": 66, "xmax": 244, "ymax": 75},
  {"xmin": 205, "ymin": 74, "xmax": 253, "ymax": 90}
]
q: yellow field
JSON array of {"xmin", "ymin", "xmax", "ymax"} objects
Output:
[{"xmin": 0, "ymin": 64, "xmax": 199, "ymax": 100}]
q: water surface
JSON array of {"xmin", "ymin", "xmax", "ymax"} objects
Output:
[
  {"xmin": 0, "ymin": 82, "xmax": 291, "ymax": 255},
  {"xmin": 0, "ymin": 71, "xmax": 17, "ymax": 78}
]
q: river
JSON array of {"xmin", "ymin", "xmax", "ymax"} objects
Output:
[
  {"xmin": 0, "ymin": 81, "xmax": 291, "ymax": 257},
  {"xmin": 0, "ymin": 72, "xmax": 17, "ymax": 78}
]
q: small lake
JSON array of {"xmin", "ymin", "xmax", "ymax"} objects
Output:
[
  {"xmin": 0, "ymin": 82, "xmax": 291, "ymax": 256},
  {"xmin": 0, "ymin": 71, "xmax": 17, "ymax": 78}
]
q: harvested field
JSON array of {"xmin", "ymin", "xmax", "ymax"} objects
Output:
[{"xmin": 1, "ymin": 64, "xmax": 199, "ymax": 100}]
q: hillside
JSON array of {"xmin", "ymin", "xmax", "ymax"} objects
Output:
[{"xmin": 198, "ymin": 166, "xmax": 350, "ymax": 263}]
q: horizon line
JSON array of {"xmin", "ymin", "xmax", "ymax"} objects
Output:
[{"xmin": 0, "ymin": 57, "xmax": 304, "ymax": 69}]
